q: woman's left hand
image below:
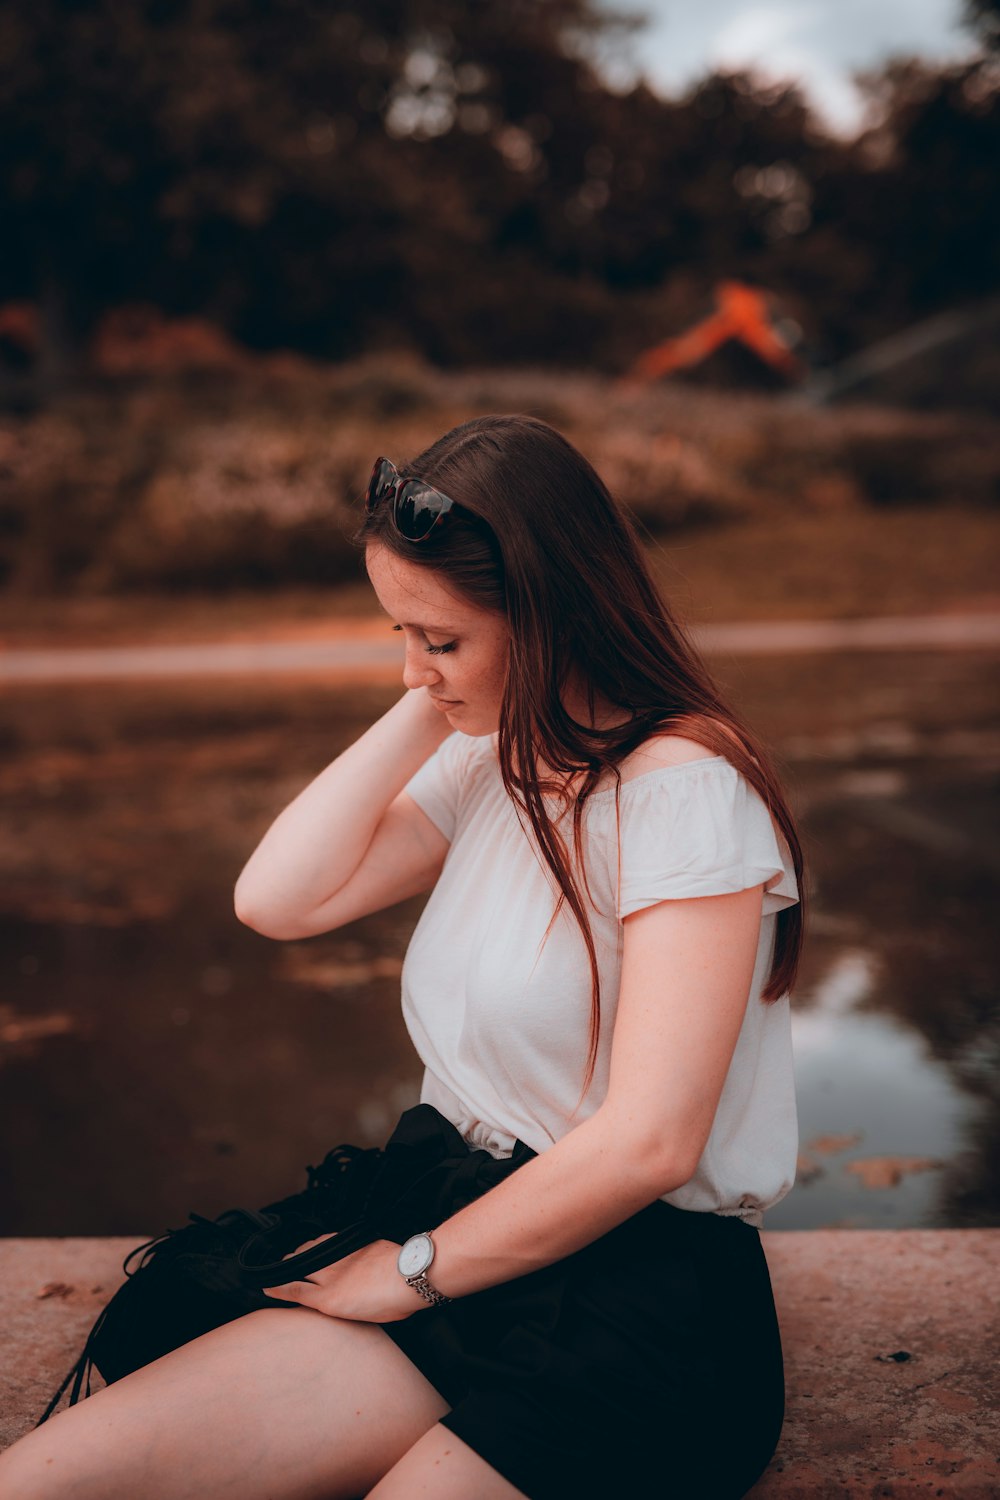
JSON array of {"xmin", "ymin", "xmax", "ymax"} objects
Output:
[{"xmin": 261, "ymin": 1236, "xmax": 430, "ymax": 1323}]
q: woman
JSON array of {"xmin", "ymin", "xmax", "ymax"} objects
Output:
[{"xmin": 0, "ymin": 413, "xmax": 804, "ymax": 1499}]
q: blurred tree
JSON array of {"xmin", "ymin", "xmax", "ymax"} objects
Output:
[
  {"xmin": 795, "ymin": 56, "xmax": 1000, "ymax": 358},
  {"xmin": 0, "ymin": 0, "xmax": 996, "ymax": 383},
  {"xmin": 963, "ymin": 0, "xmax": 1000, "ymax": 51},
  {"xmin": 0, "ymin": 0, "xmax": 642, "ymax": 381}
]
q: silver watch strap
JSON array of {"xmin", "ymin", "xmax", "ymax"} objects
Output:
[{"xmin": 404, "ymin": 1270, "xmax": 453, "ymax": 1307}]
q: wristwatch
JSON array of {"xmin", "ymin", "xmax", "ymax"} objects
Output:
[{"xmin": 396, "ymin": 1231, "xmax": 453, "ymax": 1307}]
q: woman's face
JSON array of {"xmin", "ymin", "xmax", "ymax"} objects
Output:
[{"xmin": 365, "ymin": 542, "xmax": 510, "ymax": 736}]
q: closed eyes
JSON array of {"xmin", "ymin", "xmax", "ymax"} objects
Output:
[{"xmin": 391, "ymin": 624, "xmax": 457, "ymax": 655}]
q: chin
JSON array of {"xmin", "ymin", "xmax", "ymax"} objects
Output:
[{"xmin": 456, "ymin": 711, "xmax": 498, "ymax": 737}]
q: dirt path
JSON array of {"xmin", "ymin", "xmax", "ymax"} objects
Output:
[{"xmin": 3, "ymin": 611, "xmax": 999, "ymax": 683}]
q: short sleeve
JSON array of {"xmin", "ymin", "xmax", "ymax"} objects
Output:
[
  {"xmin": 614, "ymin": 758, "xmax": 800, "ymax": 920},
  {"xmin": 401, "ymin": 731, "xmax": 472, "ymax": 843}
]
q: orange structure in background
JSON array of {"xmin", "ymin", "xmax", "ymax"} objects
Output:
[{"xmin": 622, "ymin": 280, "xmax": 806, "ymax": 386}]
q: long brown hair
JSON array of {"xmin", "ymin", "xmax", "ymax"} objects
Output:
[{"xmin": 352, "ymin": 414, "xmax": 806, "ymax": 1101}]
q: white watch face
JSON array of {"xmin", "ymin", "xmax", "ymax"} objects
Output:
[{"xmin": 398, "ymin": 1233, "xmax": 434, "ymax": 1278}]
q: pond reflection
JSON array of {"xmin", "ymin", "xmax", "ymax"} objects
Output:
[
  {"xmin": 769, "ymin": 949, "xmax": 976, "ymax": 1228},
  {"xmin": 1, "ymin": 648, "xmax": 997, "ymax": 1233}
]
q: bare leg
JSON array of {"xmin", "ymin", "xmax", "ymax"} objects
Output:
[
  {"xmin": 0, "ymin": 1307, "xmax": 451, "ymax": 1500},
  {"xmin": 367, "ymin": 1425, "xmax": 530, "ymax": 1500}
]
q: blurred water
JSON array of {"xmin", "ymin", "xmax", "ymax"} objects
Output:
[
  {"xmin": 768, "ymin": 950, "xmax": 977, "ymax": 1228},
  {"xmin": 1, "ymin": 650, "xmax": 997, "ymax": 1233}
]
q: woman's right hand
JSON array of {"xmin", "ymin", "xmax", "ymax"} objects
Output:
[{"xmin": 233, "ymin": 685, "xmax": 455, "ymax": 939}]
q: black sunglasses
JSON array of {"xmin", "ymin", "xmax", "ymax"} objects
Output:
[{"xmin": 363, "ymin": 456, "xmax": 458, "ymax": 542}]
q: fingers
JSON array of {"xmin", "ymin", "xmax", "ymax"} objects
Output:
[{"xmin": 263, "ymin": 1280, "xmax": 316, "ymax": 1304}]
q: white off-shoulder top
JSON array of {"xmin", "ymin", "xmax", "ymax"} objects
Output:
[{"xmin": 400, "ymin": 730, "xmax": 800, "ymax": 1226}]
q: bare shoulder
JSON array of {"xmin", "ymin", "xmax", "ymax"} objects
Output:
[{"xmin": 617, "ymin": 732, "xmax": 720, "ymax": 785}]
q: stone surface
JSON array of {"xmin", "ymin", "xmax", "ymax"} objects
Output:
[
  {"xmin": 756, "ymin": 1230, "xmax": 1000, "ymax": 1497},
  {"xmin": 1, "ymin": 1231, "xmax": 998, "ymax": 1495}
]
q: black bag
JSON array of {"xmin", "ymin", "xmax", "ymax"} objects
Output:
[{"xmin": 35, "ymin": 1104, "xmax": 534, "ymax": 1427}]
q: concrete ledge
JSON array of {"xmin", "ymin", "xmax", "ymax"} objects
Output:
[{"xmin": 1, "ymin": 1231, "xmax": 998, "ymax": 1495}]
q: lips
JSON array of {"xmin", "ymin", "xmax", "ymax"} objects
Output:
[{"xmin": 431, "ymin": 697, "xmax": 460, "ymax": 708}]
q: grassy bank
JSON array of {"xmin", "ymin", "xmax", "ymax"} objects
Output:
[
  {"xmin": 1, "ymin": 354, "xmax": 997, "ymax": 644},
  {"xmin": 0, "ymin": 504, "xmax": 997, "ymax": 650}
]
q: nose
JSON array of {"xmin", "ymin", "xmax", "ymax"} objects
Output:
[{"xmin": 401, "ymin": 639, "xmax": 445, "ymax": 693}]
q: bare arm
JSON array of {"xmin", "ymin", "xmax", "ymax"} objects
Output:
[
  {"xmin": 233, "ymin": 686, "xmax": 454, "ymax": 940},
  {"xmin": 262, "ymin": 883, "xmax": 768, "ymax": 1323},
  {"xmin": 423, "ymin": 883, "xmax": 765, "ymax": 1295}
]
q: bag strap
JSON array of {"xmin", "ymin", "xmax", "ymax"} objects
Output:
[
  {"xmin": 34, "ymin": 1296, "xmax": 111, "ymax": 1427},
  {"xmin": 234, "ymin": 1216, "xmax": 375, "ymax": 1286},
  {"xmin": 31, "ymin": 1214, "xmax": 262, "ymax": 1427}
]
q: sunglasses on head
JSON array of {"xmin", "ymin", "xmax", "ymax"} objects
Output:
[{"xmin": 364, "ymin": 456, "xmax": 458, "ymax": 542}]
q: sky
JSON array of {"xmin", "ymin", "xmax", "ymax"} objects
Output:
[{"xmin": 596, "ymin": 0, "xmax": 981, "ymax": 135}]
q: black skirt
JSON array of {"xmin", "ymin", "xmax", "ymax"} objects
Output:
[{"xmin": 364, "ymin": 1103, "xmax": 784, "ymax": 1500}]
